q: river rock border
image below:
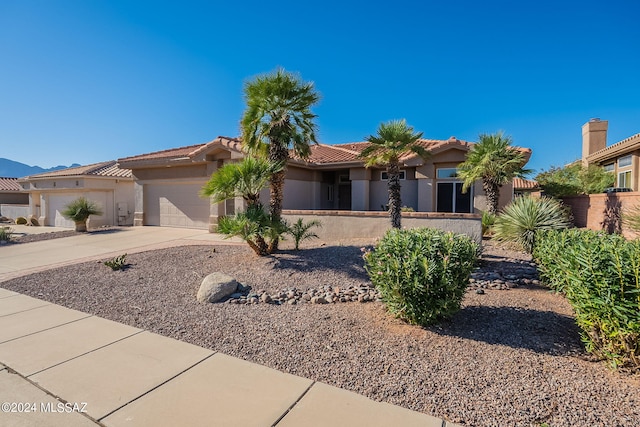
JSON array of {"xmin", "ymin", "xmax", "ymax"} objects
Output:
[{"xmin": 226, "ymin": 284, "xmax": 382, "ymax": 305}]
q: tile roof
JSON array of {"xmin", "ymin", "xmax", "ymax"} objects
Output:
[
  {"xmin": 513, "ymin": 178, "xmax": 539, "ymax": 190},
  {"xmin": 299, "ymin": 137, "xmax": 475, "ymax": 165},
  {"xmin": 117, "ymin": 137, "xmax": 243, "ymax": 163},
  {"xmin": 0, "ymin": 177, "xmax": 23, "ymax": 192},
  {"xmin": 587, "ymin": 132, "xmax": 640, "ymax": 163},
  {"xmin": 24, "ymin": 161, "xmax": 132, "ymax": 179}
]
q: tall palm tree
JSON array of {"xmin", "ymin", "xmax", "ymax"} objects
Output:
[
  {"xmin": 359, "ymin": 119, "xmax": 428, "ymax": 228},
  {"xmin": 457, "ymin": 131, "xmax": 530, "ymax": 215},
  {"xmin": 240, "ymin": 68, "xmax": 320, "ymax": 251}
]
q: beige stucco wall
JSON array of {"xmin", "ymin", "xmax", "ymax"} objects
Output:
[{"xmin": 282, "ymin": 210, "xmax": 482, "ymax": 245}]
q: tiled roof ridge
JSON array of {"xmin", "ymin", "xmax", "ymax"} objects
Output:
[
  {"xmin": 118, "ymin": 143, "xmax": 206, "ymax": 162},
  {"xmin": 589, "ymin": 132, "xmax": 640, "ymax": 158},
  {"xmin": 26, "ymin": 160, "xmax": 114, "ymax": 178},
  {"xmin": 318, "ymin": 143, "xmax": 364, "ymax": 156}
]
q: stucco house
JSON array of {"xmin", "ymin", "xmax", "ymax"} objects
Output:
[
  {"xmin": 18, "ymin": 161, "xmax": 134, "ymax": 228},
  {"xmin": 117, "ymin": 136, "xmax": 531, "ymax": 231},
  {"xmin": 582, "ymin": 118, "xmax": 640, "ymax": 190}
]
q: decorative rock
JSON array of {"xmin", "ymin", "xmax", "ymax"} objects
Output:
[
  {"xmin": 476, "ymin": 289, "xmax": 485, "ymax": 295},
  {"xmin": 196, "ymin": 272, "xmax": 238, "ymax": 303},
  {"xmin": 261, "ymin": 294, "xmax": 272, "ymax": 303}
]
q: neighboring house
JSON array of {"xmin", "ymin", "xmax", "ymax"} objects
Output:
[
  {"xmin": 512, "ymin": 178, "xmax": 540, "ymax": 197},
  {"xmin": 0, "ymin": 177, "xmax": 29, "ymax": 219},
  {"xmin": 118, "ymin": 136, "xmax": 531, "ymax": 231},
  {"xmin": 582, "ymin": 118, "xmax": 640, "ymax": 191},
  {"xmin": 0, "ymin": 177, "xmax": 28, "ymax": 205},
  {"xmin": 18, "ymin": 161, "xmax": 134, "ymax": 228}
]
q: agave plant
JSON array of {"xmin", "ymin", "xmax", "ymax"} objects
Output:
[
  {"xmin": 493, "ymin": 196, "xmax": 570, "ymax": 253},
  {"xmin": 61, "ymin": 197, "xmax": 102, "ymax": 232}
]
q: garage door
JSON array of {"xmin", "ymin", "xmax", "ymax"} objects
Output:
[
  {"xmin": 145, "ymin": 183, "xmax": 210, "ymax": 229},
  {"xmin": 48, "ymin": 192, "xmax": 109, "ymax": 228}
]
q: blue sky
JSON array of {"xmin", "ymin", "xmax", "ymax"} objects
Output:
[{"xmin": 1, "ymin": 0, "xmax": 638, "ymax": 175}]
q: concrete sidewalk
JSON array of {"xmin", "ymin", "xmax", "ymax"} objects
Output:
[
  {"xmin": 0, "ymin": 226, "xmax": 242, "ymax": 281},
  {"xmin": 0, "ymin": 291, "xmax": 457, "ymax": 426}
]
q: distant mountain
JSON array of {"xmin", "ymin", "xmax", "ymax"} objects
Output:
[{"xmin": 0, "ymin": 158, "xmax": 82, "ymax": 178}]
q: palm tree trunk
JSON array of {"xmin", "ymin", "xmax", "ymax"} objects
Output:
[
  {"xmin": 387, "ymin": 162, "xmax": 402, "ymax": 229},
  {"xmin": 267, "ymin": 132, "xmax": 289, "ymax": 251},
  {"xmin": 484, "ymin": 181, "xmax": 500, "ymax": 214}
]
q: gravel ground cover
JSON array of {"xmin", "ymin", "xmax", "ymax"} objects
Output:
[{"xmin": 3, "ymin": 240, "xmax": 639, "ymax": 426}]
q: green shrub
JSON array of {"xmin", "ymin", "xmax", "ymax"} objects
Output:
[
  {"xmin": 16, "ymin": 217, "xmax": 27, "ymax": 225},
  {"xmin": 0, "ymin": 227, "xmax": 13, "ymax": 242},
  {"xmin": 481, "ymin": 211, "xmax": 496, "ymax": 236},
  {"xmin": 493, "ymin": 196, "xmax": 571, "ymax": 253},
  {"xmin": 104, "ymin": 254, "xmax": 128, "ymax": 271},
  {"xmin": 286, "ymin": 218, "xmax": 322, "ymax": 250},
  {"xmin": 363, "ymin": 228, "xmax": 478, "ymax": 326},
  {"xmin": 534, "ymin": 229, "xmax": 640, "ymax": 372}
]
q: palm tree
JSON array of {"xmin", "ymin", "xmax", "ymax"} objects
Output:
[
  {"xmin": 200, "ymin": 156, "xmax": 283, "ymax": 209},
  {"xmin": 201, "ymin": 156, "xmax": 285, "ymax": 256},
  {"xmin": 359, "ymin": 120, "xmax": 428, "ymax": 228},
  {"xmin": 240, "ymin": 68, "xmax": 320, "ymax": 250},
  {"xmin": 457, "ymin": 131, "xmax": 530, "ymax": 215}
]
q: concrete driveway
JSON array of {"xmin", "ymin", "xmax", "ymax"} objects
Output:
[{"xmin": 0, "ymin": 226, "xmax": 241, "ymax": 282}]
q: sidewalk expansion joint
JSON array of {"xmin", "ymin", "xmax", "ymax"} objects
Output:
[
  {"xmin": 2, "ymin": 365, "xmax": 104, "ymax": 426},
  {"xmin": 271, "ymin": 380, "xmax": 316, "ymax": 426},
  {"xmin": 96, "ymin": 351, "xmax": 218, "ymax": 422},
  {"xmin": 25, "ymin": 327, "xmax": 144, "ymax": 377},
  {"xmin": 0, "ymin": 312, "xmax": 93, "ymax": 345}
]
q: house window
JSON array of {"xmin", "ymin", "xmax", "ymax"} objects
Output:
[
  {"xmin": 618, "ymin": 155, "xmax": 632, "ymax": 168},
  {"xmin": 436, "ymin": 168, "xmax": 459, "ymax": 179},
  {"xmin": 618, "ymin": 170, "xmax": 632, "ymax": 189},
  {"xmin": 436, "ymin": 182, "xmax": 472, "ymax": 213},
  {"xmin": 380, "ymin": 170, "xmax": 406, "ymax": 180},
  {"xmin": 603, "ymin": 163, "xmax": 614, "ymax": 172}
]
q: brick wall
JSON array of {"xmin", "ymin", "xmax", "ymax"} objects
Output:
[{"xmin": 561, "ymin": 192, "xmax": 640, "ymax": 239}]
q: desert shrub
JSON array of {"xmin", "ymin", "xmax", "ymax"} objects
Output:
[
  {"xmin": 401, "ymin": 206, "xmax": 415, "ymax": 212},
  {"xmin": 493, "ymin": 196, "xmax": 571, "ymax": 253},
  {"xmin": 286, "ymin": 218, "xmax": 322, "ymax": 250},
  {"xmin": 481, "ymin": 211, "xmax": 496, "ymax": 236},
  {"xmin": 363, "ymin": 228, "xmax": 478, "ymax": 326},
  {"xmin": 16, "ymin": 216, "xmax": 27, "ymax": 225},
  {"xmin": 0, "ymin": 227, "xmax": 13, "ymax": 242},
  {"xmin": 534, "ymin": 229, "xmax": 640, "ymax": 372},
  {"xmin": 104, "ymin": 254, "xmax": 128, "ymax": 271}
]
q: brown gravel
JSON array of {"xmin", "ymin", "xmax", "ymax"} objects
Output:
[{"xmin": 2, "ymin": 240, "xmax": 639, "ymax": 426}]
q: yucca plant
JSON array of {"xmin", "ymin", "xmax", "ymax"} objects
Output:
[
  {"xmin": 287, "ymin": 218, "xmax": 322, "ymax": 250},
  {"xmin": 493, "ymin": 196, "xmax": 570, "ymax": 253},
  {"xmin": 61, "ymin": 197, "xmax": 102, "ymax": 232}
]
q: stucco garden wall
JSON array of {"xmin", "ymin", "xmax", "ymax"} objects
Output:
[
  {"xmin": 282, "ymin": 210, "xmax": 482, "ymax": 245},
  {"xmin": 561, "ymin": 192, "xmax": 640, "ymax": 239}
]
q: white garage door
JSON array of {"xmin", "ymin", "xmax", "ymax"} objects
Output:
[
  {"xmin": 48, "ymin": 192, "xmax": 110, "ymax": 228},
  {"xmin": 145, "ymin": 183, "xmax": 210, "ymax": 229}
]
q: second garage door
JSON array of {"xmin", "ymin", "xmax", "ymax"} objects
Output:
[{"xmin": 145, "ymin": 182, "xmax": 210, "ymax": 229}]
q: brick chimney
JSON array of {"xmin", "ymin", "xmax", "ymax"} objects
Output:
[{"xmin": 582, "ymin": 118, "xmax": 608, "ymax": 166}]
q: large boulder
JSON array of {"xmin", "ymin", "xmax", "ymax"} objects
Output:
[{"xmin": 197, "ymin": 272, "xmax": 239, "ymax": 303}]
